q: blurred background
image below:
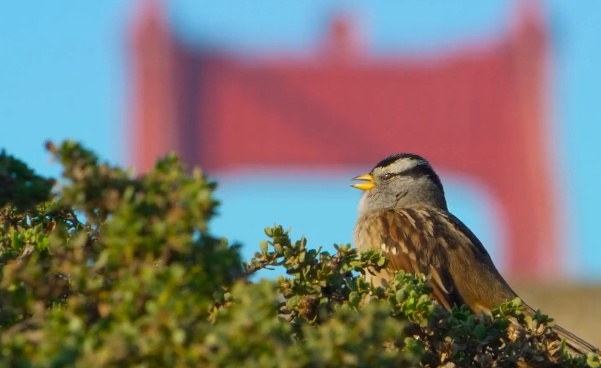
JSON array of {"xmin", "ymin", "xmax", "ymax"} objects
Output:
[{"xmin": 1, "ymin": 0, "xmax": 600, "ymax": 343}]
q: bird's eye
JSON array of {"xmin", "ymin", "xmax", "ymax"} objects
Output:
[{"xmin": 382, "ymin": 173, "xmax": 394, "ymax": 180}]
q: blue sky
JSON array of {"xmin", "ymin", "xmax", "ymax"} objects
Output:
[{"xmin": 1, "ymin": 1, "xmax": 600, "ymax": 280}]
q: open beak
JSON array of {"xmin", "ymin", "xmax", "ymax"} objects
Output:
[{"xmin": 351, "ymin": 173, "xmax": 376, "ymax": 191}]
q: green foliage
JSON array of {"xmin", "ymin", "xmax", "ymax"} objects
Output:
[
  {"xmin": 0, "ymin": 149, "xmax": 54, "ymax": 212},
  {"xmin": 0, "ymin": 141, "xmax": 597, "ymax": 367}
]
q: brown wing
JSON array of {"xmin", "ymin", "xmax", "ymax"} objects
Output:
[
  {"xmin": 355, "ymin": 206, "xmax": 515, "ymax": 312},
  {"xmin": 355, "ymin": 207, "xmax": 463, "ymax": 310}
]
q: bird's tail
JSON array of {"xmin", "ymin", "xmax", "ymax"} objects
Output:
[
  {"xmin": 552, "ymin": 323, "xmax": 599, "ymax": 357},
  {"xmin": 521, "ymin": 303, "xmax": 599, "ymax": 357}
]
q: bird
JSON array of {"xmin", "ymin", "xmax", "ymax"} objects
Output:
[{"xmin": 352, "ymin": 152, "xmax": 598, "ymax": 356}]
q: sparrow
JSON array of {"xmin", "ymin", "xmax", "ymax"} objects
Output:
[{"xmin": 352, "ymin": 153, "xmax": 598, "ymax": 356}]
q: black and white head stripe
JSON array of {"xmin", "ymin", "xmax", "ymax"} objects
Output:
[
  {"xmin": 373, "ymin": 153, "xmax": 428, "ymax": 170},
  {"xmin": 372, "ymin": 153, "xmax": 445, "ymax": 194}
]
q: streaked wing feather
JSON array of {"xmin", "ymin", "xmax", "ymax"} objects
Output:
[{"xmin": 378, "ymin": 209, "xmax": 463, "ymax": 310}]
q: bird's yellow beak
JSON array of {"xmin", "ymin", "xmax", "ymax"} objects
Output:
[{"xmin": 351, "ymin": 173, "xmax": 376, "ymax": 191}]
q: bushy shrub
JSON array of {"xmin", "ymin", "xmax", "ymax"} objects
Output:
[{"xmin": 0, "ymin": 142, "xmax": 598, "ymax": 367}]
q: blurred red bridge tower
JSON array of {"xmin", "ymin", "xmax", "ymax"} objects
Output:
[{"xmin": 129, "ymin": 2, "xmax": 559, "ymax": 280}]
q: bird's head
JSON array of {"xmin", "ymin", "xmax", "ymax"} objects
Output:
[{"xmin": 352, "ymin": 153, "xmax": 447, "ymax": 214}]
